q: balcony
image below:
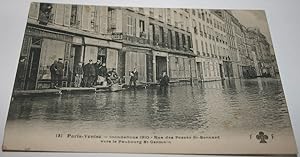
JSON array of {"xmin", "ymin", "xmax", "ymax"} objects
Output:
[{"xmin": 123, "ymin": 35, "xmax": 150, "ymax": 45}]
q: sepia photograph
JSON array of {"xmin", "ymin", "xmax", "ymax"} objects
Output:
[{"xmin": 2, "ymin": 2, "xmax": 297, "ymax": 155}]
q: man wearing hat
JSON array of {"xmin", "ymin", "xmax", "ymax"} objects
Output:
[
  {"xmin": 83, "ymin": 59, "xmax": 96, "ymax": 87},
  {"xmin": 56, "ymin": 58, "xmax": 64, "ymax": 87}
]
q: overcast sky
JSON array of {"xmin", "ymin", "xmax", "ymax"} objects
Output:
[{"xmin": 231, "ymin": 10, "xmax": 273, "ymax": 45}]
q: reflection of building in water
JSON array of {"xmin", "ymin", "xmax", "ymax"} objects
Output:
[{"xmin": 15, "ymin": 3, "xmax": 279, "ymax": 90}]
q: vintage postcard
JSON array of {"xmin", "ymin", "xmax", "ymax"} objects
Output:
[{"xmin": 2, "ymin": 2, "xmax": 297, "ymax": 155}]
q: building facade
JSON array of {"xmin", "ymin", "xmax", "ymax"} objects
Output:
[{"xmin": 15, "ymin": 3, "xmax": 279, "ymax": 90}]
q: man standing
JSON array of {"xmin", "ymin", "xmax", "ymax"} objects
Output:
[
  {"xmin": 129, "ymin": 68, "xmax": 138, "ymax": 89},
  {"xmin": 14, "ymin": 57, "xmax": 27, "ymax": 89},
  {"xmin": 83, "ymin": 60, "xmax": 96, "ymax": 87},
  {"xmin": 50, "ymin": 60, "xmax": 57, "ymax": 88},
  {"xmin": 74, "ymin": 62, "xmax": 83, "ymax": 87},
  {"xmin": 159, "ymin": 71, "xmax": 169, "ymax": 92},
  {"xmin": 56, "ymin": 58, "xmax": 64, "ymax": 87},
  {"xmin": 94, "ymin": 60, "xmax": 102, "ymax": 85}
]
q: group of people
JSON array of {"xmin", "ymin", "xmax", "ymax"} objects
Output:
[
  {"xmin": 50, "ymin": 58, "xmax": 169, "ymax": 90},
  {"xmin": 73, "ymin": 59, "xmax": 109, "ymax": 88}
]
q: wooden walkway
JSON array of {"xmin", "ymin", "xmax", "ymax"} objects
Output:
[{"xmin": 13, "ymin": 89, "xmax": 62, "ymax": 97}]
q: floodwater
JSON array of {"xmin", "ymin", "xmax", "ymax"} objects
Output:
[{"xmin": 6, "ymin": 78, "xmax": 293, "ymax": 134}]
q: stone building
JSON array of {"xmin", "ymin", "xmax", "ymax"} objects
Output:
[
  {"xmin": 107, "ymin": 7, "xmax": 196, "ymax": 83},
  {"xmin": 17, "ymin": 3, "xmax": 124, "ymax": 90},
  {"xmin": 15, "ymin": 2, "xmax": 279, "ymax": 90},
  {"xmin": 189, "ymin": 9, "xmax": 228, "ymax": 81},
  {"xmin": 16, "ymin": 3, "xmax": 197, "ymax": 90}
]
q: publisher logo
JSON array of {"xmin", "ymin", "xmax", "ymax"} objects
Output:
[{"xmin": 256, "ymin": 131, "xmax": 268, "ymax": 143}]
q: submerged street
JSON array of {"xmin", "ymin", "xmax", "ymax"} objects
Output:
[{"xmin": 7, "ymin": 78, "xmax": 292, "ymax": 134}]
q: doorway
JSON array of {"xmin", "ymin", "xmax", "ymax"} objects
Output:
[
  {"xmin": 219, "ymin": 64, "xmax": 224, "ymax": 79},
  {"xmin": 197, "ymin": 62, "xmax": 203, "ymax": 81},
  {"xmin": 25, "ymin": 47, "xmax": 41, "ymax": 90},
  {"xmin": 156, "ymin": 56, "xmax": 167, "ymax": 81}
]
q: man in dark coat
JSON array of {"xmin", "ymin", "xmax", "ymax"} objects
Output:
[
  {"xmin": 83, "ymin": 59, "xmax": 96, "ymax": 87},
  {"xmin": 129, "ymin": 68, "xmax": 138, "ymax": 89},
  {"xmin": 99, "ymin": 63, "xmax": 107, "ymax": 77},
  {"xmin": 94, "ymin": 60, "xmax": 102, "ymax": 85},
  {"xmin": 14, "ymin": 57, "xmax": 27, "ymax": 89},
  {"xmin": 50, "ymin": 60, "xmax": 57, "ymax": 88},
  {"xmin": 56, "ymin": 58, "xmax": 64, "ymax": 87},
  {"xmin": 159, "ymin": 71, "xmax": 169, "ymax": 91}
]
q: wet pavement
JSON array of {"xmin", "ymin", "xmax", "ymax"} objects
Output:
[{"xmin": 6, "ymin": 78, "xmax": 293, "ymax": 134}]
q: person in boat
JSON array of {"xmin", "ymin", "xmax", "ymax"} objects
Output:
[
  {"xmin": 107, "ymin": 68, "xmax": 119, "ymax": 84},
  {"xmin": 129, "ymin": 68, "xmax": 138, "ymax": 89},
  {"xmin": 98, "ymin": 63, "xmax": 108, "ymax": 86}
]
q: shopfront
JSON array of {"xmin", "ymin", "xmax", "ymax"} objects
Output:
[{"xmin": 16, "ymin": 26, "xmax": 73, "ymax": 90}]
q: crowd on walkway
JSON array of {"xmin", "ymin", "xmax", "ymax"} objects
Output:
[{"xmin": 49, "ymin": 59, "xmax": 161, "ymax": 89}]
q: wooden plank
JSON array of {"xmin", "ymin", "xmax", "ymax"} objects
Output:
[{"xmin": 13, "ymin": 89, "xmax": 61, "ymax": 96}]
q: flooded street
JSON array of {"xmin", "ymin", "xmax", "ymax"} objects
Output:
[{"xmin": 6, "ymin": 78, "xmax": 292, "ymax": 134}]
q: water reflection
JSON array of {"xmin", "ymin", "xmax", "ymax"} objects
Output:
[{"xmin": 7, "ymin": 78, "xmax": 292, "ymax": 133}]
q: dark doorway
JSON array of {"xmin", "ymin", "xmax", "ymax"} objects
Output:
[
  {"xmin": 197, "ymin": 62, "xmax": 203, "ymax": 80},
  {"xmin": 98, "ymin": 47, "xmax": 107, "ymax": 64},
  {"xmin": 73, "ymin": 45, "xmax": 82, "ymax": 66},
  {"xmin": 156, "ymin": 56, "xmax": 167, "ymax": 81},
  {"xmin": 219, "ymin": 64, "xmax": 224, "ymax": 79},
  {"xmin": 146, "ymin": 54, "xmax": 153, "ymax": 82},
  {"xmin": 25, "ymin": 47, "xmax": 41, "ymax": 90}
]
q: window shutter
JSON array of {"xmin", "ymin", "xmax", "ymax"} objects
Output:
[
  {"xmin": 55, "ymin": 4, "xmax": 64, "ymax": 25},
  {"xmin": 64, "ymin": 4, "xmax": 72, "ymax": 26},
  {"xmin": 82, "ymin": 6, "xmax": 90, "ymax": 30}
]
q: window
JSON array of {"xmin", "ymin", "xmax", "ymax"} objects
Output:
[
  {"xmin": 159, "ymin": 9, "xmax": 164, "ymax": 21},
  {"xmin": 195, "ymin": 39, "xmax": 199, "ymax": 52},
  {"xmin": 139, "ymin": 20, "xmax": 145, "ymax": 32},
  {"xmin": 149, "ymin": 8, "xmax": 154, "ymax": 17},
  {"xmin": 201, "ymin": 41, "xmax": 204, "ymax": 53},
  {"xmin": 159, "ymin": 26, "xmax": 165, "ymax": 46},
  {"xmin": 175, "ymin": 32, "xmax": 180, "ymax": 50},
  {"xmin": 139, "ymin": 20, "xmax": 146, "ymax": 38},
  {"xmin": 127, "ymin": 16, "xmax": 134, "ymax": 36},
  {"xmin": 108, "ymin": 8, "xmax": 116, "ymax": 33},
  {"xmin": 168, "ymin": 29, "xmax": 173, "ymax": 49},
  {"xmin": 150, "ymin": 23, "xmax": 155, "ymax": 43},
  {"xmin": 70, "ymin": 5, "xmax": 78, "ymax": 26},
  {"xmin": 182, "ymin": 34, "xmax": 186, "ymax": 49},
  {"xmin": 167, "ymin": 9, "xmax": 171, "ymax": 24},
  {"xmin": 38, "ymin": 3, "xmax": 53, "ymax": 25},
  {"xmin": 174, "ymin": 11, "xmax": 178, "ymax": 27},
  {"xmin": 180, "ymin": 14, "xmax": 184, "ymax": 29},
  {"xmin": 187, "ymin": 36, "xmax": 192, "ymax": 50}
]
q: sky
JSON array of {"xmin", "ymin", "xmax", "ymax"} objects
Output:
[{"xmin": 231, "ymin": 10, "xmax": 273, "ymax": 45}]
